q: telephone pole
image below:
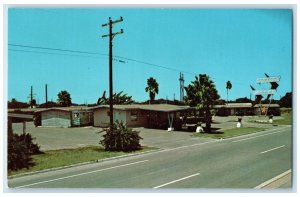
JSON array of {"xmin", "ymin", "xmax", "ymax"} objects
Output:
[
  {"xmin": 27, "ymin": 86, "xmax": 35, "ymax": 108},
  {"xmin": 45, "ymin": 84, "xmax": 48, "ymax": 106},
  {"xmin": 102, "ymin": 17, "xmax": 124, "ymax": 131},
  {"xmin": 179, "ymin": 72, "xmax": 185, "ymax": 102}
]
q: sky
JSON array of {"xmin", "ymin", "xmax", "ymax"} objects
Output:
[{"xmin": 7, "ymin": 8, "xmax": 293, "ymax": 104}]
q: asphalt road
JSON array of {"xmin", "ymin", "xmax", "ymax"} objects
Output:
[{"xmin": 8, "ymin": 125, "xmax": 292, "ymax": 189}]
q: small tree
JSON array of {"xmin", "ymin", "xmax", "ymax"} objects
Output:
[
  {"xmin": 145, "ymin": 77, "xmax": 159, "ymax": 104},
  {"xmin": 57, "ymin": 90, "xmax": 72, "ymax": 107},
  {"xmin": 99, "ymin": 121, "xmax": 143, "ymax": 152}
]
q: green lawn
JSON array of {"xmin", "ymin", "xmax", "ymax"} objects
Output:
[
  {"xmin": 273, "ymin": 112, "xmax": 292, "ymax": 125},
  {"xmin": 194, "ymin": 127, "xmax": 265, "ymax": 139},
  {"xmin": 248, "ymin": 112, "xmax": 292, "ymax": 125},
  {"xmin": 9, "ymin": 146, "xmax": 157, "ymax": 176}
]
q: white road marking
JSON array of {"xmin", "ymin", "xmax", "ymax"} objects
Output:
[
  {"xmin": 232, "ymin": 129, "xmax": 285, "ymax": 143},
  {"xmin": 16, "ymin": 160, "xmax": 149, "ymax": 188},
  {"xmin": 153, "ymin": 173, "xmax": 200, "ymax": 189},
  {"xmin": 254, "ymin": 169, "xmax": 291, "ymax": 189},
  {"xmin": 260, "ymin": 145, "xmax": 286, "ymax": 154}
]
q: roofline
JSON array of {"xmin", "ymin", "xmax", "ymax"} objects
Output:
[
  {"xmin": 8, "ymin": 113, "xmax": 34, "ymax": 119},
  {"xmin": 92, "ymin": 104, "xmax": 190, "ymax": 112}
]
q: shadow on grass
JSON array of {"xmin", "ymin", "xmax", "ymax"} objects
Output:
[{"xmin": 203, "ymin": 127, "xmax": 222, "ymax": 133}]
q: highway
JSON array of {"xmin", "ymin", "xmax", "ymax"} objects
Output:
[{"xmin": 8, "ymin": 125, "xmax": 292, "ymax": 189}]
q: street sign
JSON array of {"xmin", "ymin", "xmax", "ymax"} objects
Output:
[
  {"xmin": 253, "ymin": 89, "xmax": 276, "ymax": 95},
  {"xmin": 256, "ymin": 76, "xmax": 280, "ymax": 83}
]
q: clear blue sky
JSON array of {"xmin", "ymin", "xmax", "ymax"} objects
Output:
[{"xmin": 8, "ymin": 8, "xmax": 292, "ymax": 104}]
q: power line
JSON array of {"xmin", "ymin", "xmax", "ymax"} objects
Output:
[
  {"xmin": 8, "ymin": 49, "xmax": 102, "ymax": 59},
  {"xmin": 8, "ymin": 43, "xmax": 191, "ymax": 74},
  {"xmin": 8, "ymin": 43, "xmax": 104, "ymax": 56},
  {"xmin": 8, "ymin": 43, "xmax": 249, "ymax": 86}
]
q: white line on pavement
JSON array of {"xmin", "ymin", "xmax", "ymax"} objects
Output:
[
  {"xmin": 260, "ymin": 145, "xmax": 286, "ymax": 154},
  {"xmin": 254, "ymin": 169, "xmax": 292, "ymax": 189},
  {"xmin": 16, "ymin": 160, "xmax": 149, "ymax": 188},
  {"xmin": 153, "ymin": 173, "xmax": 200, "ymax": 189},
  {"xmin": 232, "ymin": 130, "xmax": 286, "ymax": 143}
]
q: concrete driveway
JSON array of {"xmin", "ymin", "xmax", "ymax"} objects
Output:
[
  {"xmin": 11, "ymin": 122, "xmax": 214, "ymax": 151},
  {"xmin": 11, "ymin": 115, "xmax": 278, "ymax": 151}
]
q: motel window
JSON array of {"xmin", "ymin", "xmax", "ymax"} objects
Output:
[{"xmin": 130, "ymin": 111, "xmax": 138, "ymax": 121}]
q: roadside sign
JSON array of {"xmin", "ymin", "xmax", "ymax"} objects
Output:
[
  {"xmin": 253, "ymin": 89, "xmax": 276, "ymax": 95},
  {"xmin": 256, "ymin": 76, "xmax": 280, "ymax": 83}
]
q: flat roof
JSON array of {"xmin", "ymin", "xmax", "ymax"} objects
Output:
[
  {"xmin": 254, "ymin": 104, "xmax": 280, "ymax": 108},
  {"xmin": 92, "ymin": 104, "xmax": 190, "ymax": 112},
  {"xmin": 8, "ymin": 113, "xmax": 33, "ymax": 119},
  {"xmin": 37, "ymin": 106, "xmax": 93, "ymax": 113},
  {"xmin": 214, "ymin": 103, "xmax": 280, "ymax": 108},
  {"xmin": 214, "ymin": 103, "xmax": 252, "ymax": 108}
]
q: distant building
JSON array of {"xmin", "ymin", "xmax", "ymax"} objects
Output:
[
  {"xmin": 92, "ymin": 104, "xmax": 190, "ymax": 129},
  {"xmin": 214, "ymin": 103, "xmax": 253, "ymax": 116},
  {"xmin": 214, "ymin": 103, "xmax": 280, "ymax": 116},
  {"xmin": 38, "ymin": 107, "xmax": 93, "ymax": 128}
]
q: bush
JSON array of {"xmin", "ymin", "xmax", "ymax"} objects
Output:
[
  {"xmin": 18, "ymin": 133, "xmax": 43, "ymax": 154},
  {"xmin": 8, "ymin": 133, "xmax": 42, "ymax": 171},
  {"xmin": 99, "ymin": 121, "xmax": 143, "ymax": 152},
  {"xmin": 8, "ymin": 134, "xmax": 32, "ymax": 171}
]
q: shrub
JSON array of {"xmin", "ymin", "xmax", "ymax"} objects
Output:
[
  {"xmin": 18, "ymin": 133, "xmax": 43, "ymax": 155},
  {"xmin": 7, "ymin": 133, "xmax": 42, "ymax": 171},
  {"xmin": 99, "ymin": 121, "xmax": 143, "ymax": 152},
  {"xmin": 8, "ymin": 134, "xmax": 33, "ymax": 171}
]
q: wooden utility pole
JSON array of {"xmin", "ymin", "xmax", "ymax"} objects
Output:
[
  {"xmin": 102, "ymin": 17, "xmax": 124, "ymax": 131},
  {"xmin": 179, "ymin": 72, "xmax": 184, "ymax": 102},
  {"xmin": 45, "ymin": 84, "xmax": 48, "ymax": 104}
]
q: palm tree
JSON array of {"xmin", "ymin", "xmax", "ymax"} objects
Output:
[
  {"xmin": 184, "ymin": 74, "xmax": 220, "ymax": 132},
  {"xmin": 97, "ymin": 91, "xmax": 134, "ymax": 105},
  {"xmin": 226, "ymin": 80, "xmax": 232, "ymax": 104},
  {"xmin": 145, "ymin": 77, "xmax": 159, "ymax": 104}
]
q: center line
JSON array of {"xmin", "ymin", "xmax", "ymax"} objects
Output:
[
  {"xmin": 16, "ymin": 160, "xmax": 149, "ymax": 188},
  {"xmin": 153, "ymin": 173, "xmax": 200, "ymax": 189},
  {"xmin": 260, "ymin": 145, "xmax": 285, "ymax": 154}
]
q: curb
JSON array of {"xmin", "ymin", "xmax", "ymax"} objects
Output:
[
  {"xmin": 8, "ymin": 149, "xmax": 160, "ymax": 179},
  {"xmin": 254, "ymin": 169, "xmax": 292, "ymax": 189}
]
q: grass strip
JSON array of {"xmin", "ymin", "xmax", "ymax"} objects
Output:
[
  {"xmin": 247, "ymin": 112, "xmax": 292, "ymax": 125},
  {"xmin": 194, "ymin": 127, "xmax": 265, "ymax": 139},
  {"xmin": 9, "ymin": 146, "xmax": 157, "ymax": 176}
]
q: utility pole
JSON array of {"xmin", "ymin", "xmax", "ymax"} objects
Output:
[
  {"xmin": 102, "ymin": 17, "xmax": 124, "ymax": 131},
  {"xmin": 27, "ymin": 86, "xmax": 35, "ymax": 109},
  {"xmin": 30, "ymin": 86, "xmax": 33, "ymax": 108},
  {"xmin": 179, "ymin": 72, "xmax": 185, "ymax": 102},
  {"xmin": 45, "ymin": 84, "xmax": 48, "ymax": 103}
]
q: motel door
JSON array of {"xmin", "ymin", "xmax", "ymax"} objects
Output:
[{"xmin": 113, "ymin": 111, "xmax": 120, "ymax": 123}]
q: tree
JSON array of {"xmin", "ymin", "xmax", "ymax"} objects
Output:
[
  {"xmin": 279, "ymin": 92, "xmax": 292, "ymax": 108},
  {"xmin": 8, "ymin": 98, "xmax": 30, "ymax": 109},
  {"xmin": 38, "ymin": 101, "xmax": 60, "ymax": 108},
  {"xmin": 226, "ymin": 80, "xmax": 232, "ymax": 104},
  {"xmin": 97, "ymin": 91, "xmax": 134, "ymax": 105},
  {"xmin": 145, "ymin": 77, "xmax": 159, "ymax": 104},
  {"xmin": 57, "ymin": 90, "xmax": 72, "ymax": 107},
  {"xmin": 235, "ymin": 97, "xmax": 252, "ymax": 103},
  {"xmin": 184, "ymin": 74, "xmax": 220, "ymax": 132}
]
